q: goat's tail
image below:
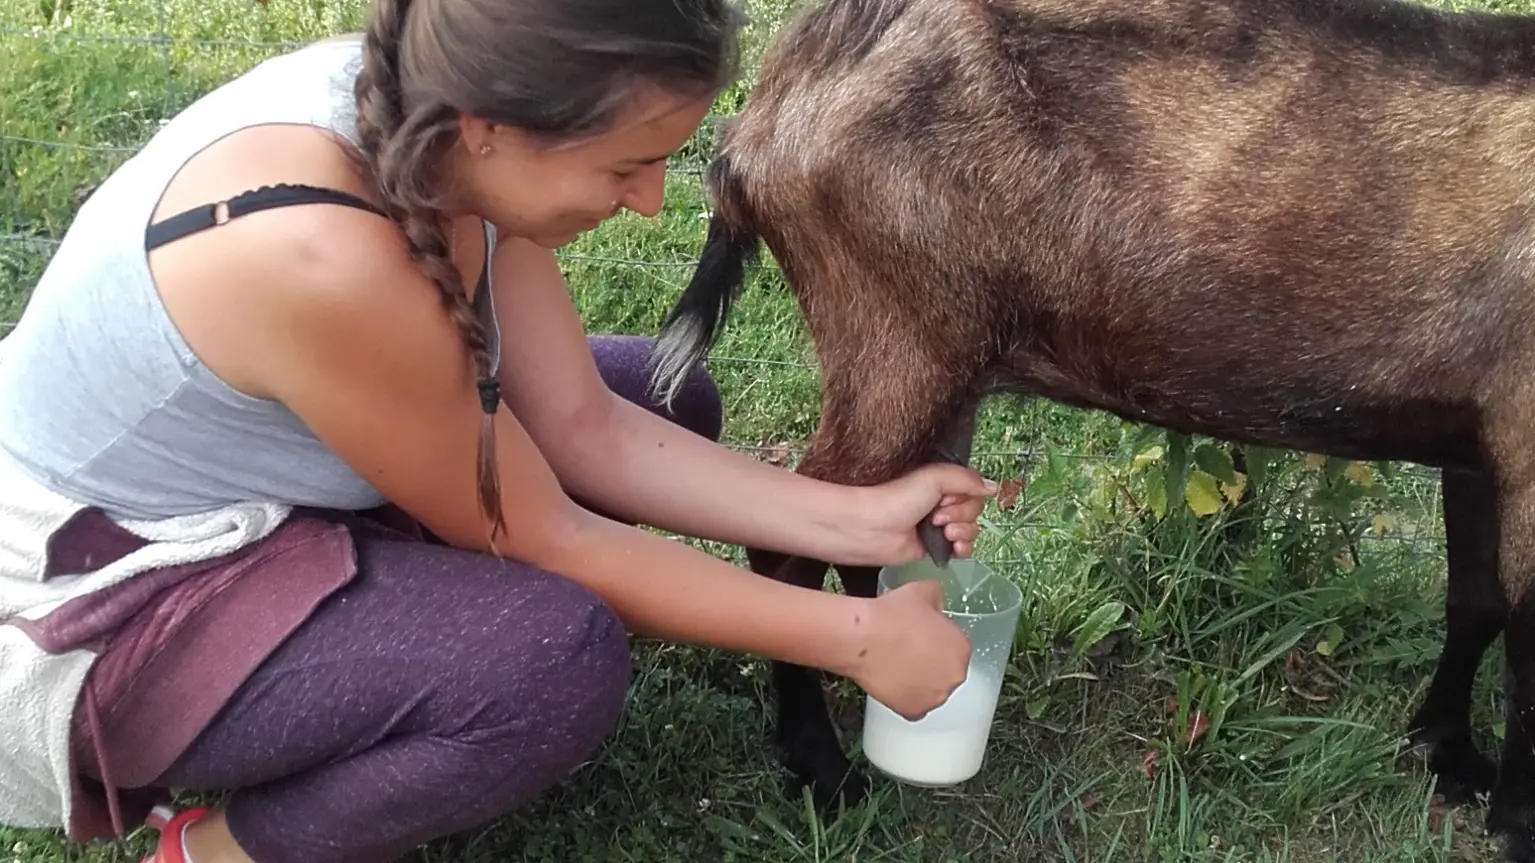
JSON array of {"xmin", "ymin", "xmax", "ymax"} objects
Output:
[{"xmin": 648, "ymin": 151, "xmax": 760, "ymax": 408}]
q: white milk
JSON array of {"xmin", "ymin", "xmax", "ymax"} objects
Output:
[{"xmin": 861, "ymin": 667, "xmax": 1003, "ymax": 786}]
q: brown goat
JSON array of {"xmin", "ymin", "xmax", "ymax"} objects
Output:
[{"xmin": 648, "ymin": 0, "xmax": 1535, "ymax": 856}]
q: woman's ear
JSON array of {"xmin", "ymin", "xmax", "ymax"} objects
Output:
[
  {"xmin": 456, "ymin": 112, "xmax": 498, "ymax": 157},
  {"xmin": 458, "ymin": 112, "xmax": 546, "ymax": 157}
]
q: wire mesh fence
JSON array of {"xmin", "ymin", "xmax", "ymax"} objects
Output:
[{"xmin": 0, "ymin": 1, "xmax": 1450, "ymax": 557}]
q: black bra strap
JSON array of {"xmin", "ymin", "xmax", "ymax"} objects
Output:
[
  {"xmin": 145, "ymin": 182, "xmax": 387, "ymax": 251},
  {"xmin": 144, "ymin": 180, "xmax": 505, "ymax": 417}
]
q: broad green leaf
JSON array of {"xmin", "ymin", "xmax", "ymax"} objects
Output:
[
  {"xmin": 1165, "ymin": 433, "xmax": 1191, "ymax": 514},
  {"xmin": 1073, "ymin": 600, "xmax": 1127, "ymax": 658},
  {"xmin": 1027, "ymin": 695, "xmax": 1051, "ymax": 721},
  {"xmin": 1185, "ymin": 470, "xmax": 1224, "ymax": 517},
  {"xmin": 1344, "ymin": 461, "xmax": 1375, "ymax": 487},
  {"xmin": 1243, "ymin": 444, "xmax": 1277, "ymax": 488},
  {"xmin": 1316, "ymin": 622, "xmax": 1346, "ymax": 657},
  {"xmin": 1133, "ymin": 445, "xmax": 1165, "ymax": 471},
  {"xmin": 1144, "ymin": 469, "xmax": 1168, "ymax": 519},
  {"xmin": 1194, "ymin": 443, "xmax": 1238, "ymax": 485}
]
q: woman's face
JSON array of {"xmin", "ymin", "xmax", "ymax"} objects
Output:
[{"xmin": 456, "ymin": 87, "xmax": 715, "ymax": 248}]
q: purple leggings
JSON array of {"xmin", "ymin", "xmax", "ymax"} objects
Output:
[{"xmin": 152, "ymin": 335, "xmax": 723, "ymax": 863}]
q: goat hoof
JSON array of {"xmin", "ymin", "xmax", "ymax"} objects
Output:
[
  {"xmin": 785, "ymin": 762, "xmax": 870, "ymax": 816},
  {"xmin": 776, "ymin": 701, "xmax": 870, "ymax": 817},
  {"xmin": 1487, "ymin": 801, "xmax": 1535, "ymax": 862},
  {"xmin": 1412, "ymin": 727, "xmax": 1496, "ymax": 805}
]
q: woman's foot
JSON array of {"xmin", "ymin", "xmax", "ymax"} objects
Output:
[
  {"xmin": 140, "ymin": 805, "xmax": 256, "ymax": 863},
  {"xmin": 139, "ymin": 805, "xmax": 210, "ymax": 863}
]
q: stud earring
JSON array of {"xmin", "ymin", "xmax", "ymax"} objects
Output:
[{"xmin": 478, "ymin": 144, "xmax": 492, "ymax": 156}]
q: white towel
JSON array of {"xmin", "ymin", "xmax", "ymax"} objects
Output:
[{"xmin": 0, "ymin": 447, "xmax": 288, "ymax": 830}]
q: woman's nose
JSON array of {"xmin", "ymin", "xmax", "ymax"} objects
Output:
[{"xmin": 620, "ymin": 161, "xmax": 667, "ymax": 218}]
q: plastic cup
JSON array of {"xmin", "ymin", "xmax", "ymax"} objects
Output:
[{"xmin": 860, "ymin": 556, "xmax": 1022, "ymax": 787}]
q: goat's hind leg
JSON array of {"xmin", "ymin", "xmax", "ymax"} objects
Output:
[
  {"xmin": 1490, "ymin": 598, "xmax": 1535, "ymax": 860},
  {"xmin": 745, "ymin": 546, "xmax": 872, "ymax": 814},
  {"xmin": 1485, "ymin": 474, "xmax": 1535, "ymax": 861},
  {"xmin": 1407, "ymin": 467, "xmax": 1503, "ymax": 805}
]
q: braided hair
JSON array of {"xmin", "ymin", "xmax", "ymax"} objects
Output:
[{"xmin": 349, "ymin": 0, "xmax": 741, "ymax": 543}]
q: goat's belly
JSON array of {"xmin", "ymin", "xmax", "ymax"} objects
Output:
[{"xmin": 995, "ymin": 365, "xmax": 1480, "ymax": 471}]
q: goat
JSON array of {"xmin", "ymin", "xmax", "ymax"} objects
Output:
[{"xmin": 647, "ymin": 0, "xmax": 1535, "ymax": 856}]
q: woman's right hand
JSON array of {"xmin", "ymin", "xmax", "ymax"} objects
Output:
[{"xmin": 846, "ymin": 580, "xmax": 973, "ymax": 720}]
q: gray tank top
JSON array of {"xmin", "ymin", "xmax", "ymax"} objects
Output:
[{"xmin": 0, "ymin": 39, "xmax": 502, "ymax": 521}]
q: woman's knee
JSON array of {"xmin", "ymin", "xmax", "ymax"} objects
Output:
[
  {"xmin": 535, "ymin": 575, "xmax": 632, "ymax": 727},
  {"xmin": 462, "ymin": 570, "xmax": 632, "ymax": 764},
  {"xmin": 671, "ymin": 359, "xmax": 724, "ymax": 442},
  {"xmin": 588, "ymin": 333, "xmax": 723, "ymax": 442},
  {"xmin": 316, "ymin": 539, "xmax": 633, "ymax": 763}
]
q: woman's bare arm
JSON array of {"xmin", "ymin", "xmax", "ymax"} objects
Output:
[{"xmin": 488, "ymin": 238, "xmax": 990, "ymax": 565}]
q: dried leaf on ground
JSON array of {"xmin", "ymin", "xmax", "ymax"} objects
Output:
[
  {"xmin": 1284, "ymin": 648, "xmax": 1343, "ymax": 703},
  {"xmin": 1427, "ymin": 798, "xmax": 1496, "ymax": 862},
  {"xmin": 760, "ymin": 440, "xmax": 791, "ymax": 466},
  {"xmin": 1161, "ymin": 698, "xmax": 1211, "ymax": 748},
  {"xmin": 1184, "ymin": 712, "xmax": 1211, "ymax": 749},
  {"xmin": 997, "ymin": 476, "xmax": 1025, "ymax": 511}
]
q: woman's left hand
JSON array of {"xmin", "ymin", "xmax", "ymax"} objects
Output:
[{"xmin": 845, "ymin": 464, "xmax": 998, "ymax": 566}]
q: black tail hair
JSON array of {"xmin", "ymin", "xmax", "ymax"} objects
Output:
[{"xmin": 648, "ymin": 152, "xmax": 760, "ymax": 406}]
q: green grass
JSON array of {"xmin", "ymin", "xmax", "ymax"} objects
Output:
[{"xmin": 0, "ymin": 0, "xmax": 1517, "ymax": 860}]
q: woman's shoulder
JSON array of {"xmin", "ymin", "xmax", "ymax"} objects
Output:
[{"xmin": 148, "ymin": 121, "xmax": 454, "ymax": 400}]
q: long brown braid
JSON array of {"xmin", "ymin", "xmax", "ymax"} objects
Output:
[{"xmin": 352, "ymin": 0, "xmax": 505, "ymax": 543}]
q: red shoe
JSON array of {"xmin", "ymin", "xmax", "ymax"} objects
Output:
[{"xmin": 138, "ymin": 804, "xmax": 212, "ymax": 863}]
